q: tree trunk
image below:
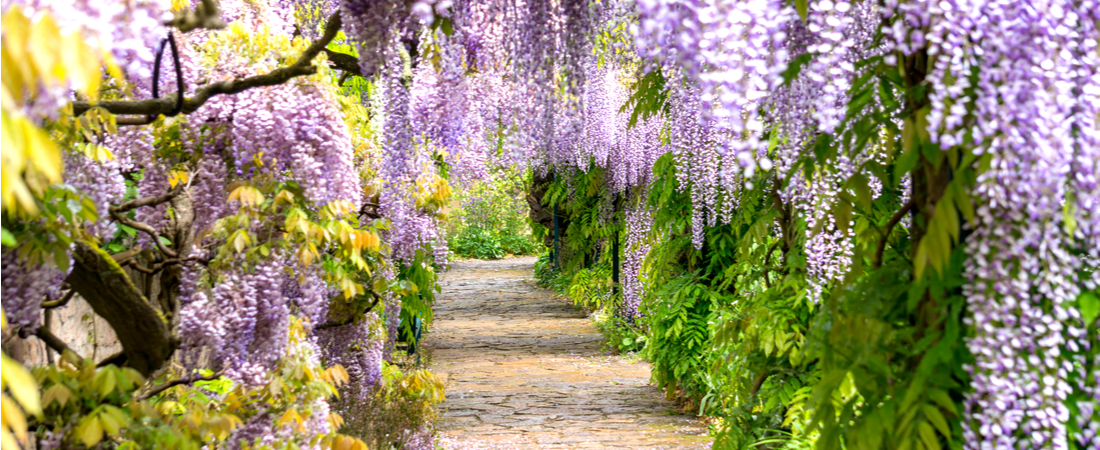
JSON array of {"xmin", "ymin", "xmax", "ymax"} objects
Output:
[{"xmin": 66, "ymin": 240, "xmax": 177, "ymax": 376}]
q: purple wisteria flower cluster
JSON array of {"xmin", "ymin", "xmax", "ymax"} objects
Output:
[{"xmin": 877, "ymin": 0, "xmax": 1100, "ymax": 447}]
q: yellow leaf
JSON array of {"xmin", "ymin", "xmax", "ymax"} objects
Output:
[
  {"xmin": 277, "ymin": 409, "xmax": 301, "ymax": 428},
  {"xmin": 2, "ymin": 10, "xmax": 34, "ymax": 94},
  {"xmin": 274, "ymin": 190, "xmax": 296, "ymax": 206},
  {"xmin": 61, "ymin": 32, "xmax": 100, "ymax": 95},
  {"xmin": 331, "ymin": 435, "xmax": 354, "ymax": 450},
  {"xmin": 41, "ymin": 384, "xmax": 71, "ymax": 408},
  {"xmin": 231, "ymin": 230, "xmax": 252, "ymax": 254},
  {"xmin": 326, "ymin": 365, "xmax": 350, "ymax": 387},
  {"xmin": 228, "ymin": 186, "xmax": 264, "ymax": 208},
  {"xmin": 168, "ymin": 170, "xmax": 189, "ymax": 188},
  {"xmin": 327, "ymin": 412, "xmax": 345, "ymax": 430},
  {"xmin": 60, "ymin": 349, "xmax": 80, "ymax": 367},
  {"xmin": 2, "ymin": 428, "xmax": 22, "ymax": 450},
  {"xmin": 155, "ymin": 400, "xmax": 178, "ymax": 416},
  {"xmin": 1, "ymin": 395, "xmax": 28, "ymax": 444},
  {"xmin": 1, "ymin": 354, "xmax": 40, "ymax": 415},
  {"xmin": 356, "ymin": 230, "xmax": 380, "ymax": 252},
  {"xmin": 77, "ymin": 414, "xmax": 104, "ymax": 448},
  {"xmin": 28, "ymin": 14, "xmax": 62, "ymax": 86},
  {"xmin": 297, "ymin": 243, "xmax": 315, "ymax": 266},
  {"xmin": 98, "ymin": 411, "xmax": 121, "ymax": 436}
]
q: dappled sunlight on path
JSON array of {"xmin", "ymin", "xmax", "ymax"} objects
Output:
[{"xmin": 428, "ymin": 257, "xmax": 711, "ymax": 449}]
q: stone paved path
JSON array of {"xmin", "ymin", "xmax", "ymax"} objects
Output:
[{"xmin": 428, "ymin": 257, "xmax": 711, "ymax": 449}]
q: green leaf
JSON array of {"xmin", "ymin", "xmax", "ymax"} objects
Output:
[
  {"xmin": 100, "ymin": 405, "xmax": 130, "ymax": 433},
  {"xmin": 781, "ymin": 53, "xmax": 813, "ymax": 86},
  {"xmin": 834, "ymin": 199, "xmax": 853, "ymax": 236},
  {"xmin": 951, "ymin": 181, "xmax": 974, "ymax": 223},
  {"xmin": 95, "ymin": 368, "xmax": 117, "ymax": 398},
  {"xmin": 1, "ymin": 227, "xmax": 15, "ymax": 246},
  {"xmin": 921, "ymin": 403, "xmax": 951, "ymax": 440},
  {"xmin": 1078, "ymin": 291, "xmax": 1099, "ymax": 325},
  {"xmin": 918, "ymin": 421, "xmax": 942, "ymax": 450},
  {"xmin": 795, "ymin": 0, "xmax": 809, "ymax": 21},
  {"xmin": 98, "ymin": 412, "xmax": 121, "ymax": 436},
  {"xmin": 850, "ymin": 173, "xmax": 872, "ymax": 211},
  {"xmin": 53, "ymin": 246, "xmax": 70, "ymax": 273},
  {"xmin": 1064, "ymin": 198, "xmax": 1078, "ymax": 235},
  {"xmin": 927, "ymin": 389, "xmax": 958, "ymax": 415},
  {"xmin": 439, "ymin": 16, "xmax": 454, "ymax": 36}
]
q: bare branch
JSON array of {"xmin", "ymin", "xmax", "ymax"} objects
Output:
[
  {"xmin": 874, "ymin": 199, "xmax": 917, "ymax": 269},
  {"xmin": 124, "ymin": 255, "xmax": 206, "ymax": 275},
  {"xmin": 97, "ymin": 351, "xmax": 128, "ymax": 368},
  {"xmin": 136, "ymin": 370, "xmax": 224, "ymax": 401},
  {"xmin": 124, "ymin": 260, "xmax": 156, "ymax": 275},
  {"xmin": 316, "ymin": 292, "xmax": 382, "ymax": 330},
  {"xmin": 111, "ymin": 247, "xmax": 144, "ymax": 265},
  {"xmin": 33, "ymin": 326, "xmax": 81, "ymax": 360},
  {"xmin": 358, "ymin": 201, "xmax": 382, "ymax": 220},
  {"xmin": 41, "ymin": 290, "xmax": 76, "ymax": 309},
  {"xmin": 113, "ymin": 184, "xmax": 185, "ymax": 215},
  {"xmin": 324, "ymin": 49, "xmax": 369, "ymax": 78},
  {"xmin": 109, "ymin": 211, "xmax": 178, "ymax": 258},
  {"xmin": 72, "ymin": 12, "xmax": 345, "ymax": 119}
]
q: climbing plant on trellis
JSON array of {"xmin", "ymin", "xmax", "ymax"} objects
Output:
[{"xmin": 2, "ymin": 0, "xmax": 1098, "ymax": 449}]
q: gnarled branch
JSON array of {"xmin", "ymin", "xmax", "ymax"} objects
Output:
[
  {"xmin": 358, "ymin": 201, "xmax": 382, "ymax": 220},
  {"xmin": 324, "ymin": 48, "xmax": 367, "ymax": 78},
  {"xmin": 167, "ymin": 0, "xmax": 226, "ymax": 32},
  {"xmin": 123, "ymin": 255, "xmax": 206, "ymax": 275},
  {"xmin": 113, "ymin": 181, "xmax": 184, "ymax": 215},
  {"xmin": 316, "ymin": 292, "xmax": 382, "ymax": 330},
  {"xmin": 72, "ymin": 12, "xmax": 345, "ymax": 120}
]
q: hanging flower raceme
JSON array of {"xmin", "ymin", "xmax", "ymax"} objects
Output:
[
  {"xmin": 228, "ymin": 81, "xmax": 362, "ymax": 208},
  {"xmin": 0, "ymin": 251, "xmax": 67, "ymax": 336},
  {"xmin": 338, "ymin": 0, "xmax": 411, "ymax": 77},
  {"xmin": 177, "ymin": 257, "xmax": 293, "ymax": 387},
  {"xmin": 315, "ymin": 312, "xmax": 385, "ymax": 400},
  {"xmin": 880, "ymin": 0, "xmax": 1099, "ymax": 447},
  {"xmin": 634, "ymin": 0, "xmax": 793, "ymax": 182}
]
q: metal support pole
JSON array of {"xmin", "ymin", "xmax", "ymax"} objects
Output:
[
  {"xmin": 612, "ymin": 193, "xmax": 621, "ymax": 299},
  {"xmin": 553, "ymin": 203, "xmax": 560, "ymax": 271}
]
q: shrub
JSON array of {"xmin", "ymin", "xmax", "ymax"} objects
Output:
[
  {"xmin": 447, "ymin": 168, "xmax": 540, "ymax": 259},
  {"xmin": 335, "ymin": 363, "xmax": 445, "ymax": 450}
]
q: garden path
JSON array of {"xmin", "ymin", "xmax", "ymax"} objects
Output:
[{"xmin": 427, "ymin": 257, "xmax": 711, "ymax": 449}]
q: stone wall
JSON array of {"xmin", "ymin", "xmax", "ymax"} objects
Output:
[{"xmin": 4, "ymin": 295, "xmax": 123, "ymax": 367}]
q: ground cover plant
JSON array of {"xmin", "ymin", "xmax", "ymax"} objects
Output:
[
  {"xmin": 446, "ymin": 167, "xmax": 539, "ymax": 259},
  {"xmin": 1, "ymin": 0, "xmax": 1098, "ymax": 450}
]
